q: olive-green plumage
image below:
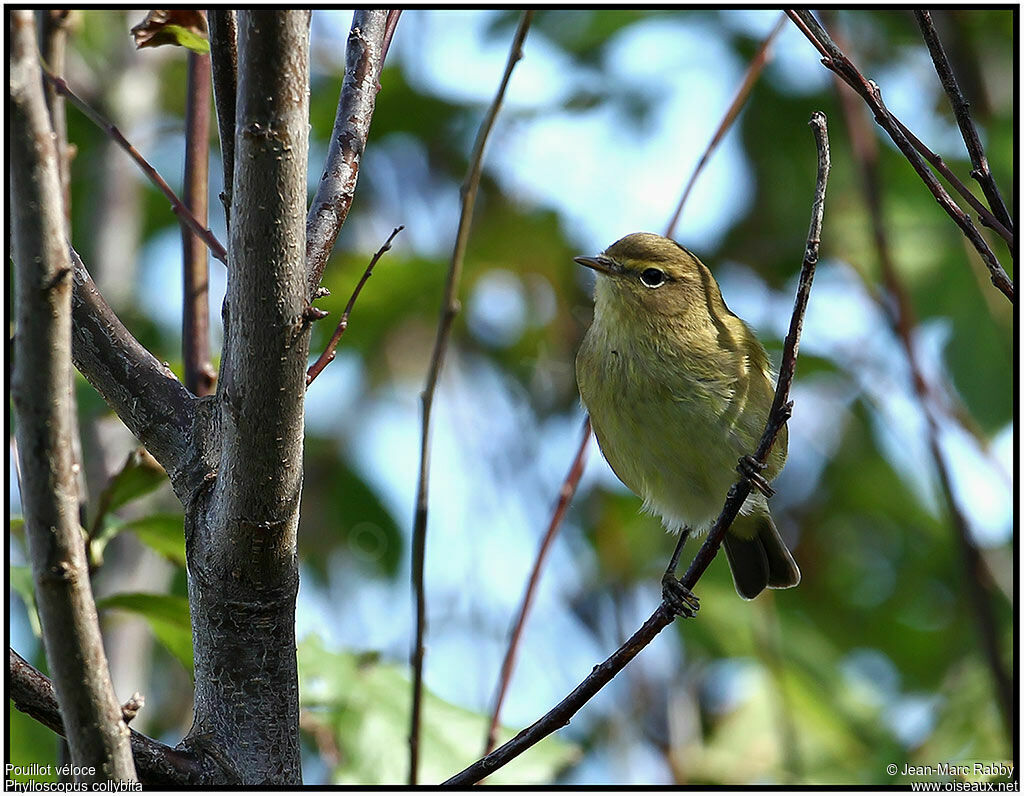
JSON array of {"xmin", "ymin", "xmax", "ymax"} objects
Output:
[{"xmin": 575, "ymin": 232, "xmax": 799, "ymax": 599}]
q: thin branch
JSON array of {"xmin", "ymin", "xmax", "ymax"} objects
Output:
[
  {"xmin": 306, "ymin": 10, "xmax": 392, "ymax": 298},
  {"xmin": 207, "ymin": 9, "xmax": 237, "ymax": 227},
  {"xmin": 182, "ymin": 49, "xmax": 216, "ymax": 396},
  {"xmin": 42, "ymin": 69, "xmax": 228, "ymax": 265},
  {"xmin": 10, "ymin": 10, "xmax": 136, "ymax": 780},
  {"xmin": 9, "ymin": 649, "xmax": 202, "ymax": 786},
  {"xmin": 826, "ymin": 16, "xmax": 1011, "ymax": 472},
  {"xmin": 306, "ymin": 225, "xmax": 403, "ymax": 387},
  {"xmin": 786, "ymin": 10, "xmax": 1012, "ymax": 302},
  {"xmin": 444, "ymin": 111, "xmax": 829, "ymax": 787},
  {"xmin": 38, "ymin": 9, "xmax": 73, "ymax": 220},
  {"xmin": 410, "ymin": 11, "xmax": 534, "ymax": 785},
  {"xmin": 381, "ymin": 9, "xmax": 402, "ymax": 64},
  {"xmin": 70, "ymin": 248, "xmax": 196, "ymax": 481},
  {"xmin": 665, "ymin": 13, "xmax": 786, "ymax": 238},
  {"xmin": 834, "ymin": 73, "xmax": 1012, "ymax": 739},
  {"xmin": 914, "ymin": 10, "xmax": 1012, "ymax": 232},
  {"xmin": 888, "ymin": 113, "xmax": 1012, "ymax": 248},
  {"xmin": 484, "ymin": 417, "xmax": 591, "ymax": 756}
]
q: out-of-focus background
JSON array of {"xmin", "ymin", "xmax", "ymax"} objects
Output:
[{"xmin": 9, "ymin": 9, "xmax": 1013, "ymax": 786}]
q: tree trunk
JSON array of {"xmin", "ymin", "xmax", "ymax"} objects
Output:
[{"xmin": 179, "ymin": 11, "xmax": 311, "ymax": 784}]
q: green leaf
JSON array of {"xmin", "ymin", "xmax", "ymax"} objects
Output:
[
  {"xmin": 9, "ymin": 566, "xmax": 41, "ymax": 638},
  {"xmin": 118, "ymin": 514, "xmax": 186, "ymax": 568},
  {"xmin": 298, "ymin": 635, "xmax": 578, "ymax": 785},
  {"xmin": 96, "ymin": 592, "xmax": 193, "ymax": 675},
  {"xmin": 90, "ymin": 447, "xmax": 167, "ymax": 536},
  {"xmin": 130, "ymin": 10, "xmax": 210, "ymax": 54}
]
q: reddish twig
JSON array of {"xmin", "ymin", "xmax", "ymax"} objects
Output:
[
  {"xmin": 410, "ymin": 11, "xmax": 534, "ymax": 784},
  {"xmin": 786, "ymin": 10, "xmax": 1012, "ymax": 302},
  {"xmin": 42, "ymin": 69, "xmax": 228, "ymax": 265},
  {"xmin": 484, "ymin": 416, "xmax": 592, "ymax": 755},
  {"xmin": 665, "ymin": 13, "xmax": 786, "ymax": 238},
  {"xmin": 305, "ymin": 225, "xmax": 404, "ymax": 387},
  {"xmin": 182, "ymin": 49, "xmax": 217, "ymax": 396},
  {"xmin": 381, "ymin": 9, "xmax": 402, "ymax": 64},
  {"xmin": 444, "ymin": 111, "xmax": 830, "ymax": 788}
]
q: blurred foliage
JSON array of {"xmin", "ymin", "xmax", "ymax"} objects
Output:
[
  {"xmin": 298, "ymin": 635, "xmax": 577, "ymax": 784},
  {"xmin": 95, "ymin": 592, "xmax": 193, "ymax": 675},
  {"xmin": 8, "ymin": 8, "xmax": 1013, "ymax": 787}
]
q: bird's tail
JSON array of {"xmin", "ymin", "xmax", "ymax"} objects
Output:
[{"xmin": 723, "ymin": 511, "xmax": 800, "ymax": 600}]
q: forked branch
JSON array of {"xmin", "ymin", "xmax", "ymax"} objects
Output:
[{"xmin": 786, "ymin": 10, "xmax": 1012, "ymax": 302}]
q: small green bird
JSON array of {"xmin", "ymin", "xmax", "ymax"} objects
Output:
[{"xmin": 575, "ymin": 232, "xmax": 800, "ymax": 601}]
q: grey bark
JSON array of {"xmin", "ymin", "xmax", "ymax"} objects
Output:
[
  {"xmin": 69, "ymin": 248, "xmax": 196, "ymax": 484},
  {"xmin": 9, "ymin": 9, "xmax": 136, "ymax": 783},
  {"xmin": 305, "ymin": 9, "xmax": 389, "ymax": 297},
  {"xmin": 179, "ymin": 10, "xmax": 312, "ymax": 784},
  {"xmin": 208, "ymin": 9, "xmax": 237, "ymax": 227}
]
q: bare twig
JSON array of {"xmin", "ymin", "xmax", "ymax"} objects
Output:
[
  {"xmin": 182, "ymin": 49, "xmax": 216, "ymax": 396},
  {"xmin": 887, "ymin": 113, "xmax": 1012, "ymax": 248},
  {"xmin": 409, "ymin": 11, "xmax": 534, "ymax": 785},
  {"xmin": 306, "ymin": 225, "xmax": 404, "ymax": 387},
  {"xmin": 443, "ymin": 111, "xmax": 829, "ymax": 786},
  {"xmin": 10, "ymin": 11, "xmax": 136, "ymax": 780},
  {"xmin": 207, "ymin": 9, "xmax": 237, "ymax": 226},
  {"xmin": 786, "ymin": 10, "xmax": 1012, "ymax": 302},
  {"xmin": 42, "ymin": 69, "xmax": 228, "ymax": 265},
  {"xmin": 9, "ymin": 649, "xmax": 201, "ymax": 786},
  {"xmin": 834, "ymin": 75, "xmax": 1012, "ymax": 739},
  {"xmin": 306, "ymin": 10, "xmax": 393, "ymax": 298},
  {"xmin": 484, "ymin": 417, "xmax": 592, "ymax": 756},
  {"xmin": 666, "ymin": 13, "xmax": 786, "ymax": 238},
  {"xmin": 827, "ymin": 16, "xmax": 1010, "ymax": 468},
  {"xmin": 914, "ymin": 10, "xmax": 1012, "ymax": 233},
  {"xmin": 381, "ymin": 9, "xmax": 402, "ymax": 65}
]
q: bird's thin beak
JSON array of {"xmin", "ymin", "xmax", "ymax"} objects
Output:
[{"xmin": 574, "ymin": 255, "xmax": 619, "ymax": 276}]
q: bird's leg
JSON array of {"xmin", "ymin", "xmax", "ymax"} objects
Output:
[
  {"xmin": 662, "ymin": 527, "xmax": 699, "ymax": 618},
  {"xmin": 737, "ymin": 455, "xmax": 774, "ymax": 498}
]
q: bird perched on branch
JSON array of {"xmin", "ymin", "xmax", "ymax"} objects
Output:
[{"xmin": 575, "ymin": 232, "xmax": 800, "ymax": 602}]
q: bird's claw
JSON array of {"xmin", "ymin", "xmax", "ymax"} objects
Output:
[
  {"xmin": 661, "ymin": 574, "xmax": 700, "ymax": 618},
  {"xmin": 737, "ymin": 454, "xmax": 774, "ymax": 497}
]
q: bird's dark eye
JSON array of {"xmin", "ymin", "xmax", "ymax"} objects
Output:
[{"xmin": 640, "ymin": 268, "xmax": 666, "ymax": 288}]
